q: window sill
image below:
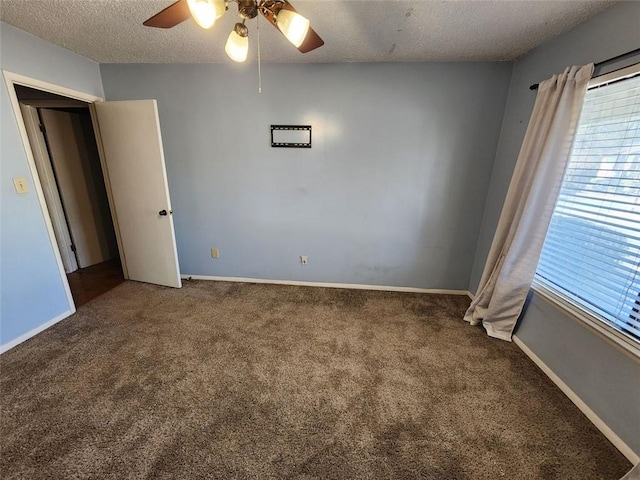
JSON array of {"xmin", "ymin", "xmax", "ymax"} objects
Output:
[{"xmin": 530, "ymin": 279, "xmax": 640, "ymax": 361}]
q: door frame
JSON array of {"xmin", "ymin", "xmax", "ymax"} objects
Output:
[{"xmin": 3, "ymin": 70, "xmax": 129, "ymax": 312}]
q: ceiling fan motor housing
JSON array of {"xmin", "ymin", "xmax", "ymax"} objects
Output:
[{"xmin": 238, "ymin": 0, "xmax": 259, "ymax": 19}]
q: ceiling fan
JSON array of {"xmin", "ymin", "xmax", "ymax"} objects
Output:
[{"xmin": 143, "ymin": 0, "xmax": 324, "ymax": 62}]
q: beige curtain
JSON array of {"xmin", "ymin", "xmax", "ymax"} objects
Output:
[{"xmin": 465, "ymin": 64, "xmax": 594, "ymax": 341}]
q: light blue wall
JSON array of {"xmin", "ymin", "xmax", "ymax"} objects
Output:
[
  {"xmin": 1, "ymin": 2, "xmax": 637, "ymax": 460},
  {"xmin": 100, "ymin": 62, "xmax": 511, "ymax": 289},
  {"xmin": 518, "ymin": 292, "xmax": 640, "ymax": 456},
  {"xmin": 470, "ymin": 2, "xmax": 640, "ymax": 292},
  {"xmin": 0, "ymin": 23, "xmax": 104, "ymax": 346},
  {"xmin": 469, "ymin": 2, "xmax": 640, "ymax": 456}
]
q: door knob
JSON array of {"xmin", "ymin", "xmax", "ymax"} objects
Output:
[{"xmin": 159, "ymin": 209, "xmax": 168, "ymax": 216}]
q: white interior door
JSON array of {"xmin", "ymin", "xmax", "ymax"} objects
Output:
[
  {"xmin": 40, "ymin": 108, "xmax": 118, "ymax": 269},
  {"xmin": 20, "ymin": 104, "xmax": 79, "ymax": 273},
  {"xmin": 93, "ymin": 100, "xmax": 181, "ymax": 288}
]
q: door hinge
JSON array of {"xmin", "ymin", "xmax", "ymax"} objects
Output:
[
  {"xmin": 39, "ymin": 123, "xmax": 46, "ymax": 134},
  {"xmin": 70, "ymin": 244, "xmax": 77, "ymax": 252}
]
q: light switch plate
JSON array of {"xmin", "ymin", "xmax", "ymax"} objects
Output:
[{"xmin": 13, "ymin": 177, "xmax": 28, "ymax": 194}]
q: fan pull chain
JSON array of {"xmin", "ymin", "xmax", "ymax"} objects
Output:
[{"xmin": 256, "ymin": 15, "xmax": 262, "ymax": 93}]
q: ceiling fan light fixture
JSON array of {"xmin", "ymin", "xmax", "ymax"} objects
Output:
[
  {"xmin": 275, "ymin": 9, "xmax": 310, "ymax": 48},
  {"xmin": 225, "ymin": 23, "xmax": 249, "ymax": 62},
  {"xmin": 187, "ymin": 0, "xmax": 225, "ymax": 29}
]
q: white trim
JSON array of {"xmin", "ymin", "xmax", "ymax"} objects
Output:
[
  {"xmin": 1, "ymin": 70, "xmax": 94, "ymax": 313},
  {"xmin": 16, "ymin": 99, "xmax": 88, "ymax": 109},
  {"xmin": 19, "ymin": 104, "xmax": 78, "ymax": 273},
  {"xmin": 467, "ymin": 290, "xmax": 475, "ymax": 300},
  {"xmin": 0, "ymin": 310, "xmax": 74, "ymax": 354},
  {"xmin": 4, "ymin": 71, "xmax": 103, "ymax": 103},
  {"xmin": 513, "ymin": 335, "xmax": 639, "ymax": 464},
  {"xmin": 4, "ymin": 71, "xmax": 128, "ymax": 281},
  {"xmin": 1, "ymin": 71, "xmax": 121, "ymax": 354},
  {"xmin": 531, "ymin": 280, "xmax": 640, "ymax": 361},
  {"xmin": 589, "ymin": 62, "xmax": 640, "ymax": 89},
  {"xmin": 182, "ymin": 274, "xmax": 472, "ymax": 296}
]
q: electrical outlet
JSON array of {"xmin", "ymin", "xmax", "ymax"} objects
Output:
[
  {"xmin": 211, "ymin": 248, "xmax": 220, "ymax": 259},
  {"xmin": 300, "ymin": 255, "xmax": 308, "ymax": 265}
]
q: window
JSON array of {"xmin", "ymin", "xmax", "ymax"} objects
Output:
[{"xmin": 535, "ymin": 64, "xmax": 640, "ymax": 351}]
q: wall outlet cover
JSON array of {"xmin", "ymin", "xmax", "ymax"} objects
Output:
[{"xmin": 13, "ymin": 177, "xmax": 28, "ymax": 194}]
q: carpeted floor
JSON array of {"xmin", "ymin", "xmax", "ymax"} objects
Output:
[{"xmin": 0, "ymin": 280, "xmax": 631, "ymax": 479}]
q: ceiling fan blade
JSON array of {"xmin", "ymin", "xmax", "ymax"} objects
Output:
[
  {"xmin": 260, "ymin": 1, "xmax": 325, "ymax": 53},
  {"xmin": 143, "ymin": 0, "xmax": 192, "ymax": 29}
]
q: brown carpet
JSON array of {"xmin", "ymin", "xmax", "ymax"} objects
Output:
[{"xmin": 0, "ymin": 280, "xmax": 631, "ymax": 479}]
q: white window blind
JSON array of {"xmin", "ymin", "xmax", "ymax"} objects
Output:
[{"xmin": 536, "ymin": 70, "xmax": 640, "ymax": 344}]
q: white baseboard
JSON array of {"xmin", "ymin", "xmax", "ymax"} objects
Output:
[
  {"xmin": 513, "ymin": 335, "xmax": 639, "ymax": 464},
  {"xmin": 182, "ymin": 274, "xmax": 473, "ymax": 297},
  {"xmin": 0, "ymin": 309, "xmax": 74, "ymax": 354}
]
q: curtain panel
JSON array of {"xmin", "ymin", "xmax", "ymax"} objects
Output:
[{"xmin": 465, "ymin": 64, "xmax": 594, "ymax": 340}]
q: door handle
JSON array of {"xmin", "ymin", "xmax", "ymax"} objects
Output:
[{"xmin": 159, "ymin": 209, "xmax": 168, "ymax": 216}]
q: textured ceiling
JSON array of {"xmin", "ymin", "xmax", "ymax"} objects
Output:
[{"xmin": 0, "ymin": 0, "xmax": 617, "ymax": 63}]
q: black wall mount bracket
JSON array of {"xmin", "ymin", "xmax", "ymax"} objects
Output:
[{"xmin": 270, "ymin": 125, "xmax": 312, "ymax": 148}]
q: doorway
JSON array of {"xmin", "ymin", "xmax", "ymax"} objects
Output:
[
  {"xmin": 4, "ymin": 69, "xmax": 182, "ymax": 323},
  {"xmin": 15, "ymin": 85, "xmax": 124, "ymax": 308}
]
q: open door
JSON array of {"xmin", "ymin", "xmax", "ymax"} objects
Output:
[{"xmin": 92, "ymin": 100, "xmax": 181, "ymax": 288}]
